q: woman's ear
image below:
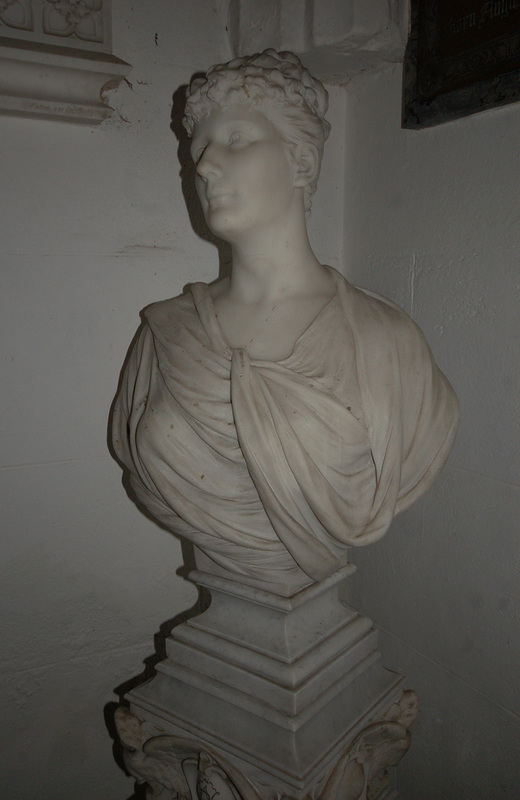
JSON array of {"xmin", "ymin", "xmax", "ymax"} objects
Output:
[{"xmin": 292, "ymin": 143, "xmax": 319, "ymax": 188}]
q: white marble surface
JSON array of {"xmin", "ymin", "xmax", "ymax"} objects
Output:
[
  {"xmin": 109, "ymin": 49, "xmax": 455, "ymax": 798},
  {"xmin": 126, "ymin": 566, "xmax": 408, "ymax": 797},
  {"xmin": 112, "ymin": 50, "xmax": 458, "ymax": 593}
]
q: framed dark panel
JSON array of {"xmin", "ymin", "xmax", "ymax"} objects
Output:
[{"xmin": 403, "ymin": 0, "xmax": 520, "ymax": 128}]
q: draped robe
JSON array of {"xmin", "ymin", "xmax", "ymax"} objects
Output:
[{"xmin": 112, "ymin": 266, "xmax": 459, "ymax": 588}]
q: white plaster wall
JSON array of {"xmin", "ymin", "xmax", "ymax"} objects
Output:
[
  {"xmin": 0, "ymin": 3, "xmax": 345, "ymax": 797},
  {"xmin": 342, "ymin": 65, "xmax": 520, "ymax": 799}
]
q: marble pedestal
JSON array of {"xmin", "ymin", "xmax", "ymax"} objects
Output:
[{"xmin": 115, "ymin": 566, "xmax": 416, "ymax": 800}]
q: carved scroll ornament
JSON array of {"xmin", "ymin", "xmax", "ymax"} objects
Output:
[{"xmin": 114, "ymin": 692, "xmax": 418, "ymax": 800}]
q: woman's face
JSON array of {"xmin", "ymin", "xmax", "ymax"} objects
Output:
[{"xmin": 190, "ymin": 103, "xmax": 299, "ymax": 242}]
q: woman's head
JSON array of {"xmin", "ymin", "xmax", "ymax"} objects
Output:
[{"xmin": 183, "ymin": 50, "xmax": 330, "ymax": 214}]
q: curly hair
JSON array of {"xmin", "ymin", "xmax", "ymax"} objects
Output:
[{"xmin": 183, "ymin": 50, "xmax": 331, "ymax": 214}]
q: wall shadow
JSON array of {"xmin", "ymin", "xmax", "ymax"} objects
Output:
[
  {"xmin": 104, "ymin": 533, "xmax": 211, "ymax": 797},
  {"xmin": 106, "ymin": 354, "xmax": 212, "ymax": 781},
  {"xmin": 105, "ymin": 77, "xmax": 229, "ymax": 794}
]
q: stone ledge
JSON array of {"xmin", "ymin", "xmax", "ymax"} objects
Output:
[{"xmin": 0, "ymin": 36, "xmax": 130, "ymax": 124}]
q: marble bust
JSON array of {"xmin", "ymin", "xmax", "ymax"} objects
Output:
[{"xmin": 112, "ymin": 50, "xmax": 459, "ymax": 596}]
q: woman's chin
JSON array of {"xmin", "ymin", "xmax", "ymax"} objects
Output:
[{"xmin": 205, "ymin": 211, "xmax": 253, "ymax": 242}]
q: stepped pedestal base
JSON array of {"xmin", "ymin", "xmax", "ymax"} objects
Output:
[{"xmin": 115, "ymin": 566, "xmax": 417, "ymax": 800}]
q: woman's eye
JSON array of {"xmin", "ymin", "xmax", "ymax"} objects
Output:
[{"xmin": 228, "ymin": 132, "xmax": 242, "ymax": 146}]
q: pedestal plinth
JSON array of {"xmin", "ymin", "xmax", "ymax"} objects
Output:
[{"xmin": 115, "ymin": 566, "xmax": 417, "ymax": 800}]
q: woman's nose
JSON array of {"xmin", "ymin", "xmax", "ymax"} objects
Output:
[{"xmin": 196, "ymin": 144, "xmax": 223, "ymax": 181}]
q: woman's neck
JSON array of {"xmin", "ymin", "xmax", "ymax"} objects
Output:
[{"xmin": 227, "ymin": 217, "xmax": 324, "ymax": 304}]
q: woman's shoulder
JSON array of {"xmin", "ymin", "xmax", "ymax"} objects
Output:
[
  {"xmin": 328, "ymin": 267, "xmax": 423, "ymax": 345},
  {"xmin": 142, "ymin": 284, "xmax": 212, "ymax": 338}
]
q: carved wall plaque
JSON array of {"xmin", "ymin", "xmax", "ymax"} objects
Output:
[{"xmin": 403, "ymin": 0, "xmax": 520, "ymax": 128}]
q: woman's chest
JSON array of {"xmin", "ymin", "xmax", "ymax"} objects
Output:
[{"xmin": 213, "ymin": 294, "xmax": 336, "ymax": 361}]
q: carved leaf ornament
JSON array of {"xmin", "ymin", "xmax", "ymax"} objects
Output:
[
  {"xmin": 0, "ymin": 0, "xmax": 33, "ymax": 30},
  {"xmin": 115, "ymin": 693, "xmax": 418, "ymax": 800},
  {"xmin": 44, "ymin": 0, "xmax": 104, "ymax": 42},
  {"xmin": 0, "ymin": 0, "xmax": 104, "ymax": 40}
]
